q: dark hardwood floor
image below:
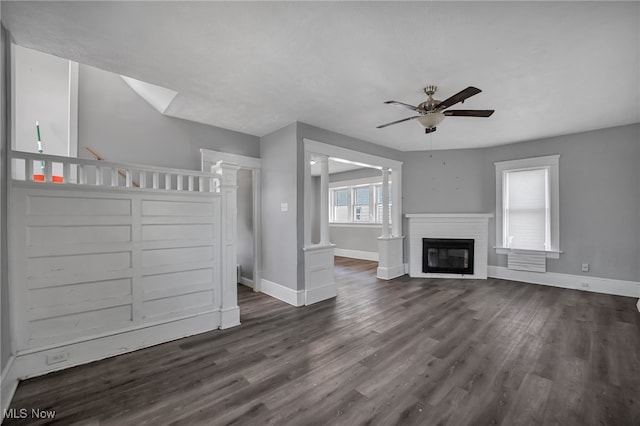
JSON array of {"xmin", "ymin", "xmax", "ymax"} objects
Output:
[{"xmin": 6, "ymin": 257, "xmax": 640, "ymax": 425}]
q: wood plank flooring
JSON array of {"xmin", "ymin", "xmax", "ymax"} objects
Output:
[{"xmin": 6, "ymin": 257, "xmax": 640, "ymax": 425}]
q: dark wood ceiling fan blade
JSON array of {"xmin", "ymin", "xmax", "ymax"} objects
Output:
[
  {"xmin": 384, "ymin": 101, "xmax": 419, "ymax": 111},
  {"xmin": 376, "ymin": 116, "xmax": 420, "ymax": 129},
  {"xmin": 436, "ymin": 87, "xmax": 482, "ymax": 110},
  {"xmin": 444, "ymin": 109, "xmax": 495, "ymax": 117},
  {"xmin": 425, "ymin": 127, "xmax": 437, "ymax": 134}
]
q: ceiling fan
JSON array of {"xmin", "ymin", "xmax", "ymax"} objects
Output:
[{"xmin": 377, "ymin": 85, "xmax": 494, "ymax": 134}]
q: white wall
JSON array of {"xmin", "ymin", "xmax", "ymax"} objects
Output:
[
  {"xmin": 1, "ymin": 21, "xmax": 11, "ymax": 374},
  {"xmin": 13, "ymin": 46, "xmax": 71, "ymax": 155}
]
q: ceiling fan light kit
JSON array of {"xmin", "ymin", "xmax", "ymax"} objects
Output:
[{"xmin": 377, "ymin": 85, "xmax": 494, "ymax": 134}]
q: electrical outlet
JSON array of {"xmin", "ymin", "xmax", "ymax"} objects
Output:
[
  {"xmin": 46, "ymin": 351, "xmax": 68, "ymax": 365},
  {"xmin": 581, "ymin": 282, "xmax": 590, "ymax": 289},
  {"xmin": 581, "ymin": 263, "xmax": 590, "ymax": 272}
]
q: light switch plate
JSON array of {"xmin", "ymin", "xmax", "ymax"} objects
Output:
[{"xmin": 281, "ymin": 203, "xmax": 288, "ymax": 212}]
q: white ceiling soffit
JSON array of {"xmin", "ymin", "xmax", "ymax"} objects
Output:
[
  {"xmin": 3, "ymin": 1, "xmax": 639, "ymax": 152},
  {"xmin": 121, "ymin": 76, "xmax": 178, "ymax": 114},
  {"xmin": 310, "ymin": 157, "xmax": 369, "ymax": 177}
]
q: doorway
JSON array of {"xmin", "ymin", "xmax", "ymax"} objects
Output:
[{"xmin": 200, "ymin": 149, "xmax": 262, "ymax": 294}]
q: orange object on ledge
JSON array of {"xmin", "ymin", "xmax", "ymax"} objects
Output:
[{"xmin": 33, "ymin": 174, "xmax": 64, "ymax": 183}]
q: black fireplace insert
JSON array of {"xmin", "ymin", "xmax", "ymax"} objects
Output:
[{"xmin": 422, "ymin": 238, "xmax": 474, "ymax": 274}]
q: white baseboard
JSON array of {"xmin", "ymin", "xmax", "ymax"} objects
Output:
[
  {"xmin": 305, "ymin": 283, "xmax": 337, "ymax": 305},
  {"xmin": 377, "ymin": 264, "xmax": 406, "ymax": 280},
  {"xmin": 261, "ymin": 278, "xmax": 304, "ymax": 307},
  {"xmin": 239, "ymin": 276, "xmax": 254, "ymax": 288},
  {"xmin": 9, "ymin": 310, "xmax": 221, "ymax": 387},
  {"xmin": 220, "ymin": 306, "xmax": 241, "ymax": 329},
  {"xmin": 488, "ymin": 266, "xmax": 640, "ymax": 299},
  {"xmin": 334, "ymin": 248, "xmax": 379, "ymax": 262},
  {"xmin": 1, "ymin": 355, "xmax": 18, "ymax": 421}
]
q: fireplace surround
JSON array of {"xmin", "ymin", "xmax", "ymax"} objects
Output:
[{"xmin": 407, "ymin": 213, "xmax": 493, "ymax": 279}]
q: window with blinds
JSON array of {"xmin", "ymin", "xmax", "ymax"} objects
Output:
[
  {"xmin": 503, "ymin": 168, "xmax": 550, "ymax": 250},
  {"xmin": 495, "ymin": 155, "xmax": 560, "ymax": 257}
]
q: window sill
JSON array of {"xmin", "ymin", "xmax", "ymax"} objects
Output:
[
  {"xmin": 494, "ymin": 246, "xmax": 562, "ymax": 259},
  {"xmin": 330, "ymin": 222, "xmax": 384, "ymax": 228}
]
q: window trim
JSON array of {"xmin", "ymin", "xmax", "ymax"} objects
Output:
[{"xmin": 494, "ymin": 155, "xmax": 561, "ymax": 258}]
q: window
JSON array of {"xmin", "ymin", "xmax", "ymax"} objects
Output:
[
  {"xmin": 353, "ymin": 186, "xmax": 370, "ymax": 222},
  {"xmin": 375, "ymin": 185, "xmax": 392, "ymax": 223},
  {"xmin": 495, "ymin": 155, "xmax": 560, "ymax": 257},
  {"xmin": 330, "ymin": 178, "xmax": 391, "ymax": 224},
  {"xmin": 333, "ymin": 189, "xmax": 349, "ymax": 222}
]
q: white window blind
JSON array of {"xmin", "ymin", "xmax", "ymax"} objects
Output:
[{"xmin": 504, "ymin": 168, "xmax": 549, "ymax": 250}]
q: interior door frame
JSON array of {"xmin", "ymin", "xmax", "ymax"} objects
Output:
[{"xmin": 201, "ymin": 149, "xmax": 262, "ymax": 292}]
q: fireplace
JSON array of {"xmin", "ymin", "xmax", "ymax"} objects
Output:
[{"xmin": 422, "ymin": 238, "xmax": 475, "ymax": 275}]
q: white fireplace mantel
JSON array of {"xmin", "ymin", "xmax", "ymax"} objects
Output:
[{"xmin": 407, "ymin": 213, "xmax": 493, "ymax": 279}]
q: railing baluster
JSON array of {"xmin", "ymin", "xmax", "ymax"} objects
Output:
[
  {"xmin": 26, "ymin": 159, "xmax": 34, "ymax": 182},
  {"xmin": 63, "ymin": 162, "xmax": 70, "ymax": 184},
  {"xmin": 96, "ymin": 166, "xmax": 103, "ymax": 186},
  {"xmin": 12, "ymin": 151, "xmax": 218, "ymax": 192},
  {"xmin": 79, "ymin": 165, "xmax": 86, "ymax": 184},
  {"xmin": 44, "ymin": 160, "xmax": 53, "ymax": 182}
]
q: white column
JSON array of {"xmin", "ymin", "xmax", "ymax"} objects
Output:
[
  {"xmin": 381, "ymin": 168, "xmax": 390, "ymax": 238},
  {"xmin": 218, "ymin": 163, "xmax": 241, "ymax": 329},
  {"xmin": 304, "ymin": 150, "xmax": 313, "ymax": 247},
  {"xmin": 391, "ymin": 167, "xmax": 402, "ymax": 237},
  {"xmin": 319, "ymin": 155, "xmax": 330, "ymax": 245}
]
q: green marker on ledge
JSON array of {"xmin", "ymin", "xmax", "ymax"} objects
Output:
[{"xmin": 36, "ymin": 120, "xmax": 44, "ymax": 174}]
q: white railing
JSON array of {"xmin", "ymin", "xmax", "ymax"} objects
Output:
[{"xmin": 11, "ymin": 150, "xmax": 221, "ymax": 193}]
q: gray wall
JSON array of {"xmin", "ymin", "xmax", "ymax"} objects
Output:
[
  {"xmin": 402, "ymin": 123, "xmax": 640, "ymax": 282},
  {"xmin": 486, "ymin": 124, "xmax": 640, "ymax": 282},
  {"xmin": 403, "ymin": 148, "xmax": 489, "ymax": 214},
  {"xmin": 236, "ymin": 168, "xmax": 253, "ymax": 280},
  {"xmin": 260, "ymin": 123, "xmax": 300, "ymax": 290},
  {"xmin": 1, "ymin": 22, "xmax": 11, "ymax": 371},
  {"xmin": 330, "ymin": 226, "xmax": 380, "ymax": 253},
  {"xmin": 78, "ymin": 64, "xmax": 259, "ymax": 170}
]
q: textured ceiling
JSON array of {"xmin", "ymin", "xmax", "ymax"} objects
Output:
[{"xmin": 3, "ymin": 1, "xmax": 639, "ymax": 151}]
